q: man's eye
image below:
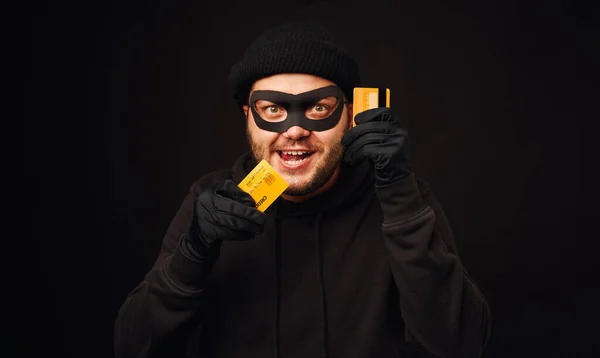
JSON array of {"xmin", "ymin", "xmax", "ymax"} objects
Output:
[
  {"xmin": 307, "ymin": 104, "xmax": 332, "ymax": 118},
  {"xmin": 267, "ymin": 106, "xmax": 280, "ymax": 113},
  {"xmin": 313, "ymin": 104, "xmax": 327, "ymax": 112},
  {"xmin": 258, "ymin": 104, "xmax": 286, "ymax": 121}
]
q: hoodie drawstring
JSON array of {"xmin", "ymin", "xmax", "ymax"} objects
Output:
[
  {"xmin": 272, "ymin": 211, "xmax": 329, "ymax": 358},
  {"xmin": 315, "ymin": 211, "xmax": 329, "ymax": 358},
  {"xmin": 273, "ymin": 213, "xmax": 281, "ymax": 358}
]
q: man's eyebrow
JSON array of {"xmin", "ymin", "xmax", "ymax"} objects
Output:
[{"xmin": 254, "ymin": 99, "xmax": 280, "ymax": 104}]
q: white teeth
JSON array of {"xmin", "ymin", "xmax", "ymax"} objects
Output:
[
  {"xmin": 278, "ymin": 150, "xmax": 313, "ymax": 166},
  {"xmin": 282, "ymin": 150, "xmax": 310, "ymax": 155},
  {"xmin": 284, "ymin": 157, "xmax": 309, "ymax": 165}
]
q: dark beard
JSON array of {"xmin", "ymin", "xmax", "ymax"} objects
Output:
[{"xmin": 246, "ymin": 129, "xmax": 344, "ymax": 197}]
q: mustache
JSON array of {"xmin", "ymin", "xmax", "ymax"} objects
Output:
[{"xmin": 270, "ymin": 139, "xmax": 323, "ymax": 152}]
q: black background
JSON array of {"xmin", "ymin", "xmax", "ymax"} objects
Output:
[{"xmin": 19, "ymin": 0, "xmax": 597, "ymax": 357}]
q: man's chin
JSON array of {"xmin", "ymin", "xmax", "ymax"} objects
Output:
[
  {"xmin": 282, "ymin": 178, "xmax": 320, "ymax": 197},
  {"xmin": 276, "ymin": 166, "xmax": 321, "ymax": 197},
  {"xmin": 281, "ymin": 165, "xmax": 340, "ymax": 198}
]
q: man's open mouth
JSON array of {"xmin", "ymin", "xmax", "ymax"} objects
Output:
[{"xmin": 277, "ymin": 150, "xmax": 315, "ymax": 166}]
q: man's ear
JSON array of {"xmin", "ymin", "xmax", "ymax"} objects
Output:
[{"xmin": 242, "ymin": 105, "xmax": 249, "ymax": 117}]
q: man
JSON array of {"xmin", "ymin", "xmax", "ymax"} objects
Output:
[{"xmin": 114, "ymin": 21, "xmax": 492, "ymax": 358}]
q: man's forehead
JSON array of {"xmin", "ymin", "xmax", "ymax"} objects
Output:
[
  {"xmin": 252, "ymin": 85, "xmax": 340, "ymax": 97},
  {"xmin": 251, "ymin": 85, "xmax": 339, "ymax": 96},
  {"xmin": 250, "ymin": 73, "xmax": 337, "ymax": 94}
]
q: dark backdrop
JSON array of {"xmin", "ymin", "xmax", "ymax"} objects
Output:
[{"xmin": 20, "ymin": 0, "xmax": 596, "ymax": 357}]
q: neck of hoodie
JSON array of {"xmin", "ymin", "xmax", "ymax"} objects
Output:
[{"xmin": 230, "ymin": 152, "xmax": 376, "ymax": 358}]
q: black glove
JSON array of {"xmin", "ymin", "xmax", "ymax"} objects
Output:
[
  {"xmin": 182, "ymin": 179, "xmax": 267, "ymax": 259},
  {"xmin": 341, "ymin": 107, "xmax": 411, "ymax": 185}
]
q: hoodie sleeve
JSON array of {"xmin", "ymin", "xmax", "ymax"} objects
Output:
[
  {"xmin": 374, "ymin": 173, "xmax": 492, "ymax": 358},
  {"xmin": 113, "ymin": 174, "xmax": 227, "ymax": 358}
]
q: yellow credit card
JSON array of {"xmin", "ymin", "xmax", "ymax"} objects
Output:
[
  {"xmin": 352, "ymin": 87, "xmax": 391, "ymax": 126},
  {"xmin": 237, "ymin": 159, "xmax": 289, "ymax": 212}
]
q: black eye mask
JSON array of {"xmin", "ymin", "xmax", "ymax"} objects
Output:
[{"xmin": 249, "ymin": 85, "xmax": 346, "ymax": 132}]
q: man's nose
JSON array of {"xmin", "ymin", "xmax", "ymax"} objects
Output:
[{"xmin": 282, "ymin": 126, "xmax": 310, "ymax": 141}]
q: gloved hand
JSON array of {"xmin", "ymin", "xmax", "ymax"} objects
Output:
[
  {"xmin": 341, "ymin": 107, "xmax": 411, "ymax": 185},
  {"xmin": 182, "ymin": 179, "xmax": 267, "ymax": 259}
]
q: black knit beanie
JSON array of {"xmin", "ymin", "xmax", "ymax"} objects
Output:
[{"xmin": 228, "ymin": 21, "xmax": 361, "ymax": 110}]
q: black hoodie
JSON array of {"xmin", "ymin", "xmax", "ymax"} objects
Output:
[{"xmin": 114, "ymin": 152, "xmax": 491, "ymax": 358}]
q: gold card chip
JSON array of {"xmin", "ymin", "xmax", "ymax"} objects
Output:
[
  {"xmin": 352, "ymin": 87, "xmax": 391, "ymax": 127},
  {"xmin": 237, "ymin": 159, "xmax": 289, "ymax": 212}
]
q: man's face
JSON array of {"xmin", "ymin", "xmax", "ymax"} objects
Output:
[{"xmin": 243, "ymin": 74, "xmax": 353, "ymax": 197}]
